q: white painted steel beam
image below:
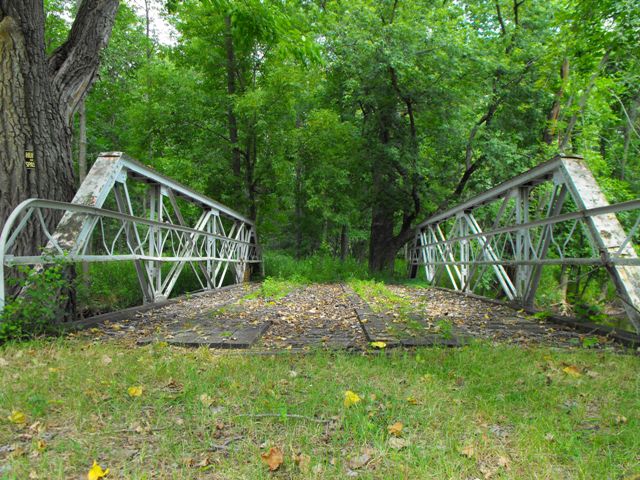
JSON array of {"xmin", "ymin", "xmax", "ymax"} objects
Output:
[{"xmin": 411, "ymin": 154, "xmax": 640, "ymax": 332}]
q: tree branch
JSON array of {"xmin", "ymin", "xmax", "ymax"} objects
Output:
[{"xmin": 48, "ymin": 0, "xmax": 119, "ymax": 126}]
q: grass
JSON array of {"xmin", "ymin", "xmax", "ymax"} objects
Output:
[
  {"xmin": 349, "ymin": 279, "xmax": 436, "ymax": 336},
  {"xmin": 244, "ymin": 277, "xmax": 306, "ymax": 301},
  {"xmin": 0, "ymin": 339, "xmax": 638, "ymax": 479}
]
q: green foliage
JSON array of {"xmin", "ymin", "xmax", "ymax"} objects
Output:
[
  {"xmin": 76, "ymin": 263, "xmax": 142, "ymax": 314},
  {"xmin": 244, "ymin": 276, "xmax": 303, "ymax": 301},
  {"xmin": 37, "ymin": 0, "xmax": 639, "ymax": 317},
  {"xmin": 77, "ymin": 261, "xmax": 215, "ymax": 314},
  {"xmin": 263, "ymin": 251, "xmax": 370, "ymax": 283},
  {"xmin": 574, "ymin": 302, "xmax": 609, "ymax": 324},
  {"xmin": 0, "ymin": 260, "xmax": 70, "ymax": 342},
  {"xmin": 434, "ymin": 319, "xmax": 454, "ymax": 340}
]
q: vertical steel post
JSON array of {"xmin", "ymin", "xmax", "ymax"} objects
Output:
[
  {"xmin": 515, "ymin": 187, "xmax": 531, "ymax": 299},
  {"xmin": 458, "ymin": 213, "xmax": 470, "ymax": 290}
]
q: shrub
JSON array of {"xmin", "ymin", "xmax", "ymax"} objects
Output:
[{"xmin": 0, "ymin": 259, "xmax": 70, "ymax": 342}]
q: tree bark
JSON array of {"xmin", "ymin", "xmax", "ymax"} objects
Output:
[
  {"xmin": 620, "ymin": 93, "xmax": 639, "ymax": 180},
  {"xmin": 0, "ymin": 0, "xmax": 119, "ymax": 256},
  {"xmin": 339, "ymin": 224, "xmax": 348, "ymax": 261},
  {"xmin": 559, "ymin": 51, "xmax": 610, "ymax": 152},
  {"xmin": 224, "ymin": 14, "xmax": 241, "ymax": 178},
  {"xmin": 543, "ymin": 58, "xmax": 569, "ymax": 145}
]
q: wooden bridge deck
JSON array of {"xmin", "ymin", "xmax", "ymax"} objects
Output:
[{"xmin": 71, "ymin": 283, "xmax": 636, "ymax": 352}]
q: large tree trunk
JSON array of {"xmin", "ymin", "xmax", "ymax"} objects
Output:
[
  {"xmin": 224, "ymin": 14, "xmax": 241, "ymax": 178},
  {"xmin": 0, "ymin": 1, "xmax": 118, "ymax": 315},
  {"xmin": 0, "ymin": 0, "xmax": 119, "ymax": 254}
]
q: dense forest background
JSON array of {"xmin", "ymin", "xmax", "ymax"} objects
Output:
[{"xmin": 45, "ymin": 0, "xmax": 638, "ymax": 270}]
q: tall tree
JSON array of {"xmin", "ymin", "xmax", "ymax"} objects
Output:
[{"xmin": 0, "ymin": 0, "xmax": 119, "ymax": 253}]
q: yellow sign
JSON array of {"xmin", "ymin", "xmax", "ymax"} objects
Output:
[{"xmin": 25, "ymin": 150, "xmax": 35, "ymax": 169}]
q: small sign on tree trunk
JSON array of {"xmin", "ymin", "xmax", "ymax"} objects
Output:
[{"xmin": 25, "ymin": 150, "xmax": 35, "ymax": 169}]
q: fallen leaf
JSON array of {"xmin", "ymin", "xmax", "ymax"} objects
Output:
[
  {"xmin": 459, "ymin": 445, "xmax": 475, "ymax": 458},
  {"xmin": 387, "ymin": 422, "xmax": 403, "ymax": 437},
  {"xmin": 344, "ymin": 390, "xmax": 362, "ymax": 407},
  {"xmin": 370, "ymin": 341, "xmax": 386, "ymax": 349},
  {"xmin": 388, "ymin": 437, "xmax": 409, "ymax": 450},
  {"xmin": 199, "ymin": 393, "xmax": 214, "ymax": 407},
  {"xmin": 7, "ymin": 410, "xmax": 26, "ymax": 425},
  {"xmin": 406, "ymin": 396, "xmax": 418, "ymax": 405},
  {"xmin": 544, "ymin": 433, "xmax": 555, "ymax": 442},
  {"xmin": 0, "ymin": 357, "xmax": 7, "ymax": 367},
  {"xmin": 348, "ymin": 448, "xmax": 373, "ymax": 470},
  {"xmin": 127, "ymin": 386, "xmax": 143, "ymax": 397},
  {"xmin": 615, "ymin": 415, "xmax": 628, "ymax": 425},
  {"xmin": 261, "ymin": 446, "xmax": 284, "ymax": 471},
  {"xmin": 497, "ymin": 455, "xmax": 510, "ymax": 469},
  {"xmin": 479, "ymin": 463, "xmax": 497, "ymax": 479},
  {"xmin": 101, "ymin": 355, "xmax": 112, "ymax": 365},
  {"xmin": 293, "ymin": 452, "xmax": 311, "ymax": 473},
  {"xmin": 87, "ymin": 460, "xmax": 109, "ymax": 480},
  {"xmin": 562, "ymin": 365, "xmax": 581, "ymax": 378}
]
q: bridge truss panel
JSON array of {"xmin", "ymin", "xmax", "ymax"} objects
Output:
[
  {"xmin": 409, "ymin": 155, "xmax": 640, "ymax": 332},
  {"xmin": 0, "ymin": 152, "xmax": 262, "ymax": 310}
]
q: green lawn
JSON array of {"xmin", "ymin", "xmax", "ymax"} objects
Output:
[{"xmin": 0, "ymin": 339, "xmax": 638, "ymax": 479}]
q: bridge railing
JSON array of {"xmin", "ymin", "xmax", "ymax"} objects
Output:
[
  {"xmin": 0, "ymin": 152, "xmax": 262, "ymax": 311},
  {"xmin": 409, "ymin": 155, "xmax": 640, "ymax": 333}
]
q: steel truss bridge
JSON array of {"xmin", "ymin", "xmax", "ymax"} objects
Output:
[
  {"xmin": 409, "ymin": 154, "xmax": 640, "ymax": 333},
  {"xmin": 0, "ymin": 152, "xmax": 261, "ymax": 311}
]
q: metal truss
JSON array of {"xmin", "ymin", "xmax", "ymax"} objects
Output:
[
  {"xmin": 409, "ymin": 155, "xmax": 640, "ymax": 332},
  {"xmin": 0, "ymin": 152, "xmax": 261, "ymax": 310}
]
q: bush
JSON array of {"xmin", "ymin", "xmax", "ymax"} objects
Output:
[
  {"xmin": 263, "ymin": 251, "xmax": 409, "ymax": 283},
  {"xmin": 0, "ymin": 259, "xmax": 70, "ymax": 342}
]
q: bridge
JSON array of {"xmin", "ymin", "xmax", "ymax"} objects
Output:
[
  {"xmin": 408, "ymin": 154, "xmax": 640, "ymax": 333},
  {"xmin": 0, "ymin": 152, "xmax": 638, "ymax": 341},
  {"xmin": 0, "ymin": 152, "xmax": 262, "ymax": 310}
]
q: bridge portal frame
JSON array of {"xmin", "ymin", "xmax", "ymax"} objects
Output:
[
  {"xmin": 0, "ymin": 152, "xmax": 262, "ymax": 311},
  {"xmin": 409, "ymin": 155, "xmax": 640, "ymax": 333}
]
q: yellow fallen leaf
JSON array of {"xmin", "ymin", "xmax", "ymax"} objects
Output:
[
  {"xmin": 459, "ymin": 445, "xmax": 475, "ymax": 458},
  {"xmin": 616, "ymin": 415, "xmax": 628, "ymax": 425},
  {"xmin": 261, "ymin": 446, "xmax": 284, "ymax": 471},
  {"xmin": 199, "ymin": 393, "xmax": 214, "ymax": 407},
  {"xmin": 370, "ymin": 341, "xmax": 386, "ymax": 349},
  {"xmin": 87, "ymin": 460, "xmax": 109, "ymax": 480},
  {"xmin": 562, "ymin": 365, "xmax": 581, "ymax": 378},
  {"xmin": 344, "ymin": 390, "xmax": 362, "ymax": 407},
  {"xmin": 36, "ymin": 439, "xmax": 46, "ymax": 451},
  {"xmin": 387, "ymin": 422, "xmax": 403, "ymax": 436},
  {"xmin": 127, "ymin": 386, "xmax": 143, "ymax": 397},
  {"xmin": 7, "ymin": 410, "xmax": 26, "ymax": 424},
  {"xmin": 406, "ymin": 396, "xmax": 418, "ymax": 405}
]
